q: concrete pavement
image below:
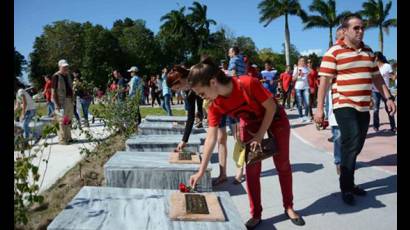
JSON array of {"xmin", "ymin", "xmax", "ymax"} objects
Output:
[{"xmin": 210, "ymin": 107, "xmax": 397, "ymax": 229}]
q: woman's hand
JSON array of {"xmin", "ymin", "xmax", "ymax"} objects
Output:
[
  {"xmin": 246, "ymin": 130, "xmax": 264, "ymax": 152},
  {"xmin": 189, "ymin": 171, "xmax": 204, "ymax": 189},
  {"xmin": 176, "ymin": 141, "xmax": 187, "ymax": 151}
]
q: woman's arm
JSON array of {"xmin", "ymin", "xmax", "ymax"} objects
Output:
[
  {"xmin": 179, "ymin": 91, "xmax": 196, "ymax": 149},
  {"xmin": 189, "ymin": 126, "xmax": 218, "ymax": 188},
  {"xmin": 249, "ymin": 97, "xmax": 276, "ymax": 150}
]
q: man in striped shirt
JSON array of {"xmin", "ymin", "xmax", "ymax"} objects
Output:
[{"xmin": 314, "ymin": 14, "xmax": 396, "ymax": 206}]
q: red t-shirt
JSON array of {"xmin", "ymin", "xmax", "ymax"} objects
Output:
[
  {"xmin": 247, "ymin": 66, "xmax": 260, "ymax": 79},
  {"xmin": 207, "ymin": 76, "xmax": 272, "ymax": 128},
  {"xmin": 308, "ymin": 69, "xmax": 318, "ymax": 90},
  {"xmin": 43, "ymin": 80, "xmax": 52, "ymax": 102},
  {"xmin": 280, "ymin": 72, "xmax": 292, "ymax": 91}
]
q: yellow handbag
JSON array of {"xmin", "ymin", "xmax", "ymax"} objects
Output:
[{"xmin": 233, "ymin": 140, "xmax": 246, "ymax": 168}]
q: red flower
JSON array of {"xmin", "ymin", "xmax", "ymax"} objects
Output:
[
  {"xmin": 179, "ymin": 182, "xmax": 193, "ymax": 193},
  {"xmin": 62, "ymin": 115, "xmax": 71, "ymax": 126}
]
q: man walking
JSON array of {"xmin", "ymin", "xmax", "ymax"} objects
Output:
[
  {"xmin": 52, "ymin": 59, "xmax": 74, "ymax": 145},
  {"xmin": 315, "ymin": 14, "xmax": 396, "ymax": 205},
  {"xmin": 227, "ymin": 46, "xmax": 246, "ymax": 77}
]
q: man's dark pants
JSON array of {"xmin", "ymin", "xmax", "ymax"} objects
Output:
[{"xmin": 334, "ymin": 107, "xmax": 370, "ymax": 192}]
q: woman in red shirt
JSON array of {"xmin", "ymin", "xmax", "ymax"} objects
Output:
[{"xmin": 188, "ymin": 58, "xmax": 305, "ymax": 228}]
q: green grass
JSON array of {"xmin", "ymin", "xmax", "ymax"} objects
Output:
[
  {"xmin": 88, "ymin": 104, "xmax": 186, "ymax": 118},
  {"xmin": 35, "ymin": 103, "xmax": 186, "ymax": 118}
]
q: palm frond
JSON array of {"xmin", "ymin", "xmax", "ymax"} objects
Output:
[{"xmin": 303, "ymin": 16, "xmax": 330, "ymax": 29}]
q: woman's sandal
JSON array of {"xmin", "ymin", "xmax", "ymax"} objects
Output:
[
  {"xmin": 245, "ymin": 218, "xmax": 262, "ymax": 229},
  {"xmin": 232, "ymin": 176, "xmax": 244, "ymax": 185},
  {"xmin": 212, "ymin": 176, "xmax": 227, "ymax": 186}
]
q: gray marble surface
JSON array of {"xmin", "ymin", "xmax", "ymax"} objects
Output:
[
  {"xmin": 129, "ymin": 133, "xmax": 207, "ymax": 145},
  {"xmin": 145, "ymin": 115, "xmax": 187, "ymax": 123},
  {"xmin": 125, "ymin": 135, "xmax": 201, "ymax": 152},
  {"xmin": 139, "ymin": 122, "xmax": 206, "ymax": 135},
  {"xmin": 104, "ymin": 151, "xmax": 212, "ymax": 192},
  {"xmin": 48, "ymin": 186, "xmax": 246, "ymax": 230}
]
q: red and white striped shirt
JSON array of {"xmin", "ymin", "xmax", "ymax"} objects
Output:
[{"xmin": 319, "ymin": 40, "xmax": 380, "ymax": 112}]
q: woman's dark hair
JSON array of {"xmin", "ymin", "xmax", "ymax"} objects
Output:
[
  {"xmin": 43, "ymin": 74, "xmax": 51, "ymax": 80},
  {"xmin": 166, "ymin": 65, "xmax": 189, "ymax": 87},
  {"xmin": 188, "ymin": 57, "xmax": 231, "ymax": 87},
  {"xmin": 374, "ymin": 51, "xmax": 388, "ymax": 63}
]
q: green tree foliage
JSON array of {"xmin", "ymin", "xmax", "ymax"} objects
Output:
[
  {"xmin": 29, "ymin": 20, "xmax": 85, "ymax": 89},
  {"xmin": 111, "ymin": 18, "xmax": 161, "ymax": 75},
  {"xmin": 14, "ymin": 48, "xmax": 27, "ymax": 92},
  {"xmin": 303, "ymin": 0, "xmax": 352, "ymax": 48},
  {"xmin": 258, "ymin": 48, "xmax": 286, "ymax": 73},
  {"xmin": 81, "ymin": 22, "xmax": 122, "ymax": 89},
  {"xmin": 258, "ymin": 0, "xmax": 307, "ymax": 66},
  {"xmin": 359, "ymin": 0, "xmax": 396, "ymax": 53},
  {"xmin": 235, "ymin": 36, "xmax": 259, "ymax": 64}
]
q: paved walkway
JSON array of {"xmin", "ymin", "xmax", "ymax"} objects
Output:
[
  {"xmin": 14, "ymin": 116, "xmax": 111, "ymax": 193},
  {"xmin": 210, "ymin": 107, "xmax": 397, "ymax": 229}
]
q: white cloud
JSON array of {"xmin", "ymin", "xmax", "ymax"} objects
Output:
[{"xmin": 300, "ymin": 49, "xmax": 323, "ymax": 56}]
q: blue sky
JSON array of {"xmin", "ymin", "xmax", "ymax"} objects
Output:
[{"xmin": 15, "ymin": 0, "xmax": 397, "ymax": 83}]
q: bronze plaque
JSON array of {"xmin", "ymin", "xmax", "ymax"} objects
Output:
[
  {"xmin": 178, "ymin": 151, "xmax": 193, "ymax": 160},
  {"xmin": 185, "ymin": 194, "xmax": 209, "ymax": 214}
]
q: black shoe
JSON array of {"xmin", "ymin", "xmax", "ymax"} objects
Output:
[
  {"xmin": 342, "ymin": 192, "xmax": 355, "ymax": 205},
  {"xmin": 327, "ymin": 136, "xmax": 334, "ymax": 142},
  {"xmin": 352, "ymin": 186, "xmax": 367, "ymax": 196},
  {"xmin": 245, "ymin": 218, "xmax": 261, "ymax": 229},
  {"xmin": 284, "ymin": 210, "xmax": 305, "ymax": 226}
]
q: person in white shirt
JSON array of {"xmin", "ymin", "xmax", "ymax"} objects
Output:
[
  {"xmin": 14, "ymin": 85, "xmax": 40, "ymax": 142},
  {"xmin": 371, "ymin": 52, "xmax": 396, "ymax": 133},
  {"xmin": 292, "ymin": 57, "xmax": 311, "ymax": 122}
]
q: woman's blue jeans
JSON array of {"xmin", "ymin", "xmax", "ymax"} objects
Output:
[
  {"xmin": 23, "ymin": 109, "xmax": 37, "ymax": 139},
  {"xmin": 80, "ymin": 98, "xmax": 91, "ymax": 122},
  {"xmin": 295, "ymin": 89, "xmax": 310, "ymax": 118},
  {"xmin": 162, "ymin": 94, "xmax": 173, "ymax": 116},
  {"xmin": 47, "ymin": 101, "xmax": 55, "ymax": 117}
]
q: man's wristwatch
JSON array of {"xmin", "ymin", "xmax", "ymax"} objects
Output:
[{"xmin": 387, "ymin": 95, "xmax": 395, "ymax": 102}]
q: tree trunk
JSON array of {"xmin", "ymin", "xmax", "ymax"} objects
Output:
[
  {"xmin": 284, "ymin": 13, "xmax": 291, "ymax": 66},
  {"xmin": 379, "ymin": 25, "xmax": 384, "ymax": 53},
  {"xmin": 329, "ymin": 26, "xmax": 333, "ymax": 48}
]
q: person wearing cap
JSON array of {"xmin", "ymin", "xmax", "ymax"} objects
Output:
[
  {"xmin": 127, "ymin": 66, "xmax": 142, "ymax": 124},
  {"xmin": 128, "ymin": 66, "xmax": 142, "ymax": 99},
  {"xmin": 52, "ymin": 59, "xmax": 74, "ymax": 145}
]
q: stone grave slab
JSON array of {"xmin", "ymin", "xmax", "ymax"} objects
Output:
[
  {"xmin": 47, "ymin": 186, "xmax": 246, "ymax": 230},
  {"xmin": 129, "ymin": 133, "xmax": 207, "ymax": 145},
  {"xmin": 145, "ymin": 115, "xmax": 187, "ymax": 123},
  {"xmin": 126, "ymin": 135, "xmax": 201, "ymax": 152},
  {"xmin": 139, "ymin": 121, "xmax": 206, "ymax": 135},
  {"xmin": 104, "ymin": 151, "xmax": 212, "ymax": 192}
]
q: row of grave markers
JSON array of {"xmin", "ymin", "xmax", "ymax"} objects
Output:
[{"xmin": 48, "ymin": 115, "xmax": 246, "ymax": 230}]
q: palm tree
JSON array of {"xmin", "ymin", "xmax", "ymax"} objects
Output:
[
  {"xmin": 303, "ymin": 0, "xmax": 352, "ymax": 48},
  {"xmin": 258, "ymin": 0, "xmax": 307, "ymax": 66},
  {"xmin": 188, "ymin": 1, "xmax": 217, "ymax": 52},
  {"xmin": 360, "ymin": 0, "xmax": 396, "ymax": 53},
  {"xmin": 160, "ymin": 7, "xmax": 191, "ymax": 37}
]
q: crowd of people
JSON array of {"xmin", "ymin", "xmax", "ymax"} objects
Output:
[{"xmin": 13, "ymin": 13, "xmax": 397, "ymax": 229}]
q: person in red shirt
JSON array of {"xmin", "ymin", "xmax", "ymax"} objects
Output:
[
  {"xmin": 188, "ymin": 57, "xmax": 305, "ymax": 228},
  {"xmin": 307, "ymin": 59, "xmax": 319, "ymax": 119},
  {"xmin": 279, "ymin": 65, "xmax": 293, "ymax": 109},
  {"xmin": 42, "ymin": 75, "xmax": 55, "ymax": 117}
]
